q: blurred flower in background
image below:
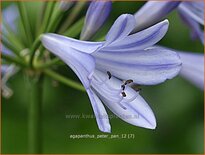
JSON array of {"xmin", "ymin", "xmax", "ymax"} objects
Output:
[
  {"xmin": 1, "ymin": 5, "xmax": 20, "ymax": 98},
  {"xmin": 178, "ymin": 1, "xmax": 204, "ymax": 44}
]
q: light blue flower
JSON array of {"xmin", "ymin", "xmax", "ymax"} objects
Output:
[
  {"xmin": 2, "ymin": 4, "xmax": 19, "ymax": 33},
  {"xmin": 134, "ymin": 1, "xmax": 181, "ymax": 32},
  {"xmin": 80, "ymin": 1, "xmax": 112, "ymax": 40},
  {"xmin": 178, "ymin": 1, "xmax": 204, "ymax": 44},
  {"xmin": 2, "ymin": 5, "xmax": 19, "ymax": 98},
  {"xmin": 41, "ymin": 14, "xmax": 182, "ymax": 132}
]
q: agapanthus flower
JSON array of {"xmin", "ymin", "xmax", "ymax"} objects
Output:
[
  {"xmin": 178, "ymin": 1, "xmax": 204, "ymax": 44},
  {"xmin": 80, "ymin": 1, "xmax": 112, "ymax": 40},
  {"xmin": 41, "ymin": 14, "xmax": 181, "ymax": 132},
  {"xmin": 1, "ymin": 5, "xmax": 19, "ymax": 98}
]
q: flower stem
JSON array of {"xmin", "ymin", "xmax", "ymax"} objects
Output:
[
  {"xmin": 27, "ymin": 73, "xmax": 43, "ymax": 153},
  {"xmin": 38, "ymin": 1, "xmax": 56, "ymax": 34},
  {"xmin": 2, "ymin": 38, "xmax": 21, "ymax": 58},
  {"xmin": 2, "ymin": 54, "xmax": 27, "ymax": 67},
  {"xmin": 29, "ymin": 36, "xmax": 42, "ymax": 68},
  {"xmin": 17, "ymin": 2, "xmax": 33, "ymax": 46},
  {"xmin": 2, "ymin": 22, "xmax": 25, "ymax": 51},
  {"xmin": 35, "ymin": 58, "xmax": 64, "ymax": 69},
  {"xmin": 59, "ymin": 1, "xmax": 87, "ymax": 33},
  {"xmin": 63, "ymin": 17, "xmax": 85, "ymax": 37},
  {"xmin": 44, "ymin": 69, "xmax": 85, "ymax": 92}
]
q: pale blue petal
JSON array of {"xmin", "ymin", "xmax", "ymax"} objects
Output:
[
  {"xmin": 41, "ymin": 33, "xmax": 103, "ymax": 54},
  {"xmin": 87, "ymin": 88, "xmax": 111, "ymax": 133},
  {"xmin": 178, "ymin": 3, "xmax": 204, "ymax": 44},
  {"xmin": 102, "ymin": 20, "xmax": 169, "ymax": 52},
  {"xmin": 41, "ymin": 34, "xmax": 96, "ymax": 89},
  {"xmin": 2, "ymin": 44, "xmax": 14, "ymax": 56},
  {"xmin": 178, "ymin": 2, "xmax": 204, "ymax": 25},
  {"xmin": 91, "ymin": 70, "xmax": 156, "ymax": 129},
  {"xmin": 93, "ymin": 46, "xmax": 181, "ymax": 85},
  {"xmin": 104, "ymin": 14, "xmax": 136, "ymax": 46},
  {"xmin": 134, "ymin": 1, "xmax": 180, "ymax": 32},
  {"xmin": 2, "ymin": 4, "xmax": 19, "ymax": 33},
  {"xmin": 179, "ymin": 52, "xmax": 204, "ymax": 90},
  {"xmin": 80, "ymin": 1, "xmax": 112, "ymax": 40}
]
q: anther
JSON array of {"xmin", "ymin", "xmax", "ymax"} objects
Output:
[
  {"xmin": 124, "ymin": 79, "xmax": 133, "ymax": 85},
  {"xmin": 121, "ymin": 91, "xmax": 126, "ymax": 97},
  {"xmin": 121, "ymin": 84, "xmax": 125, "ymax": 91},
  {"xmin": 107, "ymin": 71, "xmax": 112, "ymax": 79}
]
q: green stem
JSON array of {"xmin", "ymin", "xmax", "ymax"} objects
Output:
[
  {"xmin": 44, "ymin": 69, "xmax": 85, "ymax": 92},
  {"xmin": 17, "ymin": 2, "xmax": 33, "ymax": 46},
  {"xmin": 29, "ymin": 36, "xmax": 42, "ymax": 68},
  {"xmin": 2, "ymin": 22, "xmax": 25, "ymax": 51},
  {"xmin": 46, "ymin": 6, "xmax": 63, "ymax": 32},
  {"xmin": 2, "ymin": 38, "xmax": 21, "ymax": 58},
  {"xmin": 27, "ymin": 74, "xmax": 43, "ymax": 153},
  {"xmin": 35, "ymin": 58, "xmax": 64, "ymax": 69},
  {"xmin": 59, "ymin": 1, "xmax": 87, "ymax": 33},
  {"xmin": 2, "ymin": 54, "xmax": 27, "ymax": 67},
  {"xmin": 36, "ymin": 2, "xmax": 46, "ymax": 36},
  {"xmin": 63, "ymin": 17, "xmax": 85, "ymax": 37},
  {"xmin": 38, "ymin": 2, "xmax": 56, "ymax": 34}
]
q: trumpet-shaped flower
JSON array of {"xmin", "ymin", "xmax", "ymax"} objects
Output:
[
  {"xmin": 178, "ymin": 1, "xmax": 204, "ymax": 44},
  {"xmin": 41, "ymin": 14, "xmax": 182, "ymax": 132},
  {"xmin": 80, "ymin": 1, "xmax": 112, "ymax": 40}
]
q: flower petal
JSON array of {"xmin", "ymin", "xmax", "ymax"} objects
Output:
[
  {"xmin": 178, "ymin": 4, "xmax": 204, "ymax": 44},
  {"xmin": 91, "ymin": 70, "xmax": 156, "ymax": 129},
  {"xmin": 178, "ymin": 52, "xmax": 204, "ymax": 90},
  {"xmin": 41, "ymin": 34, "xmax": 96, "ymax": 88},
  {"xmin": 80, "ymin": 1, "xmax": 112, "ymax": 40},
  {"xmin": 134, "ymin": 1, "xmax": 180, "ymax": 32},
  {"xmin": 178, "ymin": 2, "xmax": 204, "ymax": 26},
  {"xmin": 41, "ymin": 33, "xmax": 103, "ymax": 54},
  {"xmin": 2, "ymin": 4, "xmax": 19, "ymax": 33},
  {"xmin": 104, "ymin": 14, "xmax": 136, "ymax": 46},
  {"xmin": 103, "ymin": 19, "xmax": 169, "ymax": 52},
  {"xmin": 86, "ymin": 88, "xmax": 111, "ymax": 133},
  {"xmin": 93, "ymin": 46, "xmax": 182, "ymax": 85}
]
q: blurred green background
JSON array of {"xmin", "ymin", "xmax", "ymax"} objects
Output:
[{"xmin": 2, "ymin": 1, "xmax": 204, "ymax": 154}]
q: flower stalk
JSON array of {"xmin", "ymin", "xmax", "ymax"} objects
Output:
[
  {"xmin": 59, "ymin": 1, "xmax": 87, "ymax": 33},
  {"xmin": 17, "ymin": 2, "xmax": 33, "ymax": 46},
  {"xmin": 27, "ymin": 73, "xmax": 44, "ymax": 153},
  {"xmin": 44, "ymin": 69, "xmax": 85, "ymax": 92}
]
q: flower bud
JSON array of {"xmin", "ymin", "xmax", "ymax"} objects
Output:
[
  {"xmin": 80, "ymin": 1, "xmax": 112, "ymax": 40},
  {"xmin": 134, "ymin": 1, "xmax": 180, "ymax": 32}
]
